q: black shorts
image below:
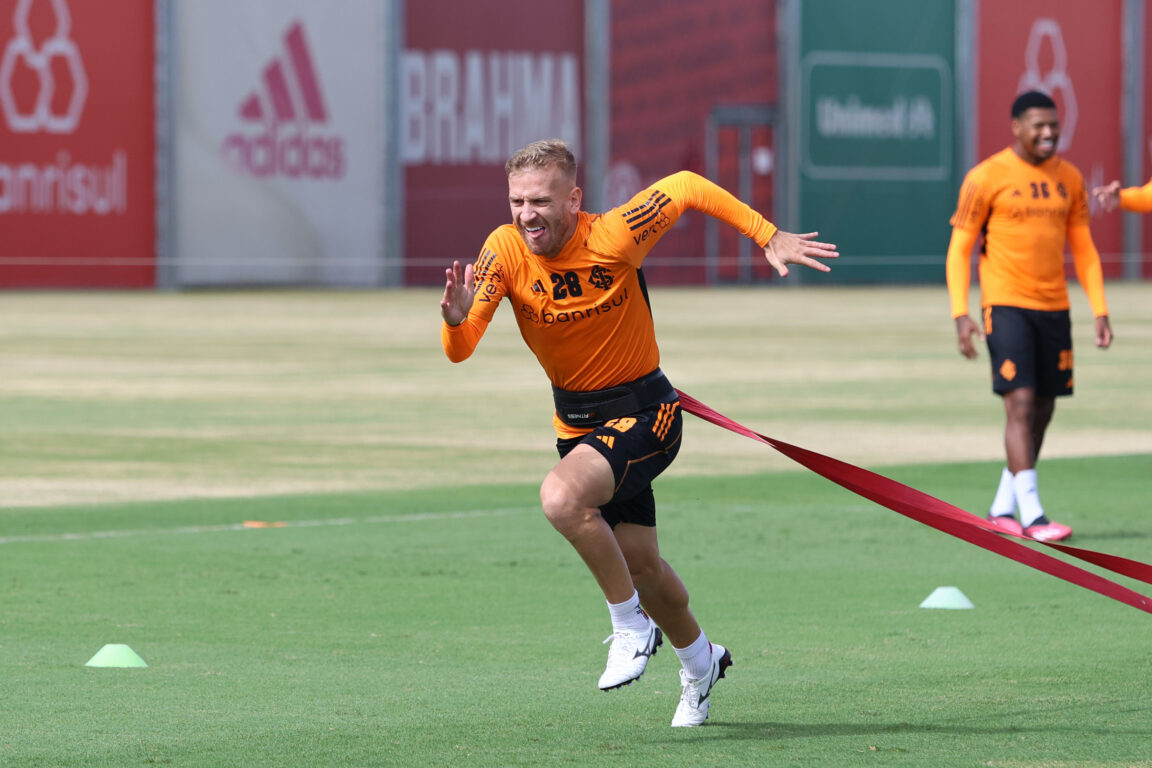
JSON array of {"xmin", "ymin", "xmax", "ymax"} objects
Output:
[
  {"xmin": 983, "ymin": 305, "xmax": 1074, "ymax": 397},
  {"xmin": 555, "ymin": 397, "xmax": 683, "ymax": 528}
]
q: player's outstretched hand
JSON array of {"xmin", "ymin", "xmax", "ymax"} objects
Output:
[
  {"xmin": 954, "ymin": 315, "xmax": 983, "ymax": 360},
  {"xmin": 1092, "ymin": 180, "xmax": 1122, "ymax": 212},
  {"xmin": 763, "ymin": 231, "xmax": 839, "ymax": 277},
  {"xmin": 441, "ymin": 260, "xmax": 477, "ymax": 326}
]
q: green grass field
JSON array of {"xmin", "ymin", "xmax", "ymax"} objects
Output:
[{"xmin": 2, "ymin": 286, "xmax": 1151, "ymax": 767}]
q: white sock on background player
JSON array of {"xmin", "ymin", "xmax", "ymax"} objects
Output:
[
  {"xmin": 990, "ymin": 466, "xmax": 1016, "ymax": 517},
  {"xmin": 1012, "ymin": 469, "xmax": 1045, "ymax": 527}
]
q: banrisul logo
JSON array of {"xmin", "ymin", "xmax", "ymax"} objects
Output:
[
  {"xmin": 0, "ymin": 0, "xmax": 127, "ymax": 216},
  {"xmin": 0, "ymin": 0, "xmax": 87, "ymax": 134},
  {"xmin": 221, "ymin": 20, "xmax": 346, "ymax": 180}
]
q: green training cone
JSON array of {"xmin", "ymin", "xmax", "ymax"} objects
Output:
[
  {"xmin": 85, "ymin": 644, "xmax": 148, "ymax": 668},
  {"xmin": 919, "ymin": 586, "xmax": 974, "ymax": 610}
]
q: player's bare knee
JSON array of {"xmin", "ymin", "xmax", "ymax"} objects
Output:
[
  {"xmin": 539, "ymin": 476, "xmax": 591, "ymax": 532},
  {"xmin": 1003, "ymin": 391, "xmax": 1035, "ymax": 422}
]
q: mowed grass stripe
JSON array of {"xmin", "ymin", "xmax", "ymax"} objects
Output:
[
  {"xmin": 2, "ymin": 285, "xmax": 1150, "ymax": 508},
  {"xmin": 0, "ymin": 506, "xmax": 534, "ymax": 546},
  {"xmin": 2, "ymin": 457, "xmax": 1151, "ymax": 767}
]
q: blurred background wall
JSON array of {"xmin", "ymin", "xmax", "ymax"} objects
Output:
[{"xmin": 0, "ymin": 0, "xmax": 1147, "ymax": 289}]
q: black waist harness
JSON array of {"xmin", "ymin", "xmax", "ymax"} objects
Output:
[{"xmin": 551, "ymin": 369, "xmax": 675, "ymax": 428}]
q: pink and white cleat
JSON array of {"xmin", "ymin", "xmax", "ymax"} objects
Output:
[
  {"xmin": 987, "ymin": 514, "xmax": 1024, "ymax": 536},
  {"xmin": 1024, "ymin": 520, "xmax": 1072, "ymax": 542}
]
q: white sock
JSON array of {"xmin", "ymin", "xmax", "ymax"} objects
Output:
[
  {"xmin": 1012, "ymin": 469, "xmax": 1046, "ymax": 527},
  {"xmin": 990, "ymin": 466, "xmax": 1016, "ymax": 517},
  {"xmin": 673, "ymin": 631, "xmax": 712, "ymax": 680},
  {"xmin": 607, "ymin": 592, "xmax": 649, "ymax": 633}
]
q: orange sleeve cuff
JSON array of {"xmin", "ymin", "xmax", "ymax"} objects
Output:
[{"xmin": 441, "ymin": 317, "xmax": 486, "ymax": 363}]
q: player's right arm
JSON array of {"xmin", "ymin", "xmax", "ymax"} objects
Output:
[
  {"xmin": 440, "ymin": 260, "xmax": 476, "ymax": 327},
  {"xmin": 946, "ymin": 170, "xmax": 989, "ymax": 359},
  {"xmin": 441, "ymin": 259, "xmax": 485, "ymax": 363},
  {"xmin": 440, "ymin": 239, "xmax": 509, "ymax": 363},
  {"xmin": 946, "ymin": 227, "xmax": 983, "ymax": 359}
]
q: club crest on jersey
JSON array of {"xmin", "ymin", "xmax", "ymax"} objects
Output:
[{"xmin": 589, "ymin": 265, "xmax": 613, "ymax": 290}]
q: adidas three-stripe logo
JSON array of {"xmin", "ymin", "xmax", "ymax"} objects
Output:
[
  {"xmin": 622, "ymin": 192, "xmax": 671, "ymax": 231},
  {"xmin": 238, "ymin": 21, "xmax": 328, "ymax": 125}
]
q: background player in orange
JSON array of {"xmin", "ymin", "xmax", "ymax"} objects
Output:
[
  {"xmin": 946, "ymin": 91, "xmax": 1113, "ymax": 543},
  {"xmin": 440, "ymin": 139, "xmax": 837, "ymax": 727},
  {"xmin": 1091, "ymin": 176, "xmax": 1152, "ymax": 214}
]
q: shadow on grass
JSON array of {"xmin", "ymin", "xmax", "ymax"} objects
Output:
[{"xmin": 1072, "ymin": 529, "xmax": 1152, "ymax": 542}]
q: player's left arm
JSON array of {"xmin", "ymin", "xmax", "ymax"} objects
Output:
[
  {"xmin": 1066, "ymin": 225, "xmax": 1113, "ymax": 349},
  {"xmin": 1092, "ymin": 178, "xmax": 1152, "ymax": 213},
  {"xmin": 644, "ymin": 171, "xmax": 838, "ymax": 275},
  {"xmin": 945, "ymin": 227, "xmax": 983, "ymax": 359},
  {"xmin": 1118, "ymin": 179, "xmax": 1152, "ymax": 213}
]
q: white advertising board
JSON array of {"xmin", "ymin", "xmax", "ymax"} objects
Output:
[{"xmin": 173, "ymin": 0, "xmax": 386, "ymax": 285}]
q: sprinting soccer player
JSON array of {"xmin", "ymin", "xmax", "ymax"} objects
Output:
[
  {"xmin": 946, "ymin": 91, "xmax": 1114, "ymax": 543},
  {"xmin": 440, "ymin": 139, "xmax": 837, "ymax": 726},
  {"xmin": 1092, "ymin": 176, "xmax": 1152, "ymax": 214}
]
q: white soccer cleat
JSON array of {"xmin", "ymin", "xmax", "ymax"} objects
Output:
[
  {"xmin": 598, "ymin": 619, "xmax": 662, "ymax": 690},
  {"xmin": 671, "ymin": 643, "xmax": 732, "ymax": 727}
]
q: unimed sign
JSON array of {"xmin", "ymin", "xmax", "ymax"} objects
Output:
[
  {"xmin": 0, "ymin": 0, "xmax": 155, "ymax": 288},
  {"xmin": 802, "ymin": 51, "xmax": 951, "ymax": 181},
  {"xmin": 795, "ymin": 0, "xmax": 958, "ymax": 284}
]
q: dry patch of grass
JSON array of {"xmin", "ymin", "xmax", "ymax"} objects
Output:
[{"xmin": 2, "ymin": 284, "xmax": 1149, "ymax": 507}]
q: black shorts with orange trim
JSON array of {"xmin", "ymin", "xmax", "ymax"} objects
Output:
[
  {"xmin": 555, "ymin": 396, "xmax": 682, "ymax": 528},
  {"xmin": 984, "ymin": 305, "xmax": 1074, "ymax": 397}
]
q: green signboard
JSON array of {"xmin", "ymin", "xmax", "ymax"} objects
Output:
[
  {"xmin": 804, "ymin": 52, "xmax": 952, "ymax": 179},
  {"xmin": 788, "ymin": 0, "xmax": 959, "ymax": 284}
]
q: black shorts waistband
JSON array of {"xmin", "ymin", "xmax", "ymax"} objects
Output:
[{"xmin": 552, "ymin": 369, "xmax": 675, "ymax": 428}]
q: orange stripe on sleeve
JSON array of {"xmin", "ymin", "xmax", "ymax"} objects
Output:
[{"xmin": 950, "ymin": 181, "xmax": 979, "ymax": 229}]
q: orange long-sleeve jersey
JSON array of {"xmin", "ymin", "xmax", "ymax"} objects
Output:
[
  {"xmin": 946, "ymin": 147, "xmax": 1108, "ymax": 319},
  {"xmin": 442, "ymin": 170, "xmax": 778, "ymax": 438},
  {"xmin": 1119, "ymin": 178, "xmax": 1152, "ymax": 213}
]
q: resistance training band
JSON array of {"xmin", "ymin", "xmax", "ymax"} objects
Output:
[{"xmin": 676, "ymin": 390, "xmax": 1152, "ymax": 616}]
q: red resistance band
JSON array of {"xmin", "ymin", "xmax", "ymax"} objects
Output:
[{"xmin": 676, "ymin": 390, "xmax": 1152, "ymax": 616}]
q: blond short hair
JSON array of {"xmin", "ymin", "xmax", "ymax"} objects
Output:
[{"xmin": 505, "ymin": 139, "xmax": 577, "ymax": 181}]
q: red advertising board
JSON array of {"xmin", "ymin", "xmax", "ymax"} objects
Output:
[
  {"xmin": 976, "ymin": 0, "xmax": 1125, "ymax": 278},
  {"xmin": 403, "ymin": 1, "xmax": 584, "ymax": 286},
  {"xmin": 0, "ymin": 0, "xmax": 155, "ymax": 288},
  {"xmin": 610, "ymin": 0, "xmax": 776, "ymax": 284}
]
